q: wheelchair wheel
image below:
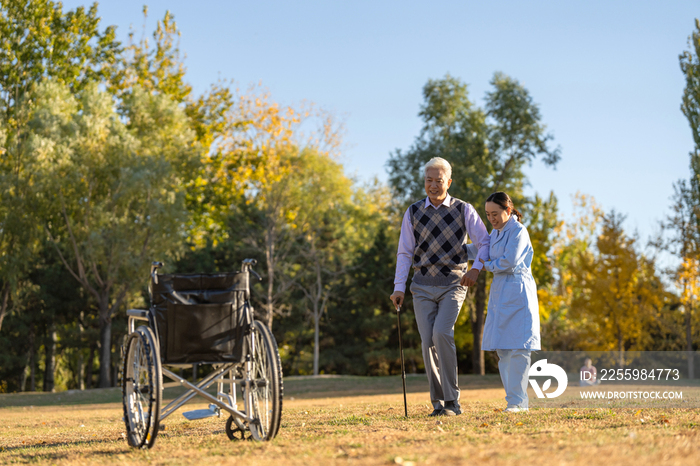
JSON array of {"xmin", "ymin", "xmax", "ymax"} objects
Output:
[
  {"xmin": 225, "ymin": 415, "xmax": 251, "ymax": 441},
  {"xmin": 122, "ymin": 325, "xmax": 162, "ymax": 449},
  {"xmin": 245, "ymin": 320, "xmax": 283, "ymax": 441}
]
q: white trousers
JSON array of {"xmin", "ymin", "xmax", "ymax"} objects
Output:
[{"xmin": 496, "ymin": 349, "xmax": 532, "ymax": 408}]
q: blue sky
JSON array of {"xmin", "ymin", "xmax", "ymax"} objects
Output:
[{"xmin": 64, "ymin": 1, "xmax": 699, "ymax": 245}]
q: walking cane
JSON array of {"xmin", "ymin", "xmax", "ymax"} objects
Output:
[{"xmin": 396, "ymin": 305, "xmax": 408, "ymax": 418}]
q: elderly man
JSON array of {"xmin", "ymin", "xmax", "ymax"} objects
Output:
[{"xmin": 390, "ymin": 157, "xmax": 490, "ymax": 416}]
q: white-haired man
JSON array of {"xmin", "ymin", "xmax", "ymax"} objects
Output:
[{"xmin": 390, "ymin": 157, "xmax": 490, "ymax": 416}]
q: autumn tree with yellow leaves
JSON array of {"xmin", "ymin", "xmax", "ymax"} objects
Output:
[
  {"xmin": 570, "ymin": 212, "xmax": 667, "ymax": 366},
  {"xmin": 536, "ymin": 192, "xmax": 601, "ymax": 351},
  {"xmin": 197, "ymin": 89, "xmax": 346, "ymax": 329},
  {"xmin": 677, "ymin": 256, "xmax": 700, "ymax": 377}
]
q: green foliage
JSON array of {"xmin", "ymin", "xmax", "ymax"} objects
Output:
[
  {"xmin": 108, "ymin": 8, "xmax": 234, "ymax": 244},
  {"xmin": 33, "ymin": 80, "xmax": 197, "ymax": 285},
  {"xmin": 485, "ymin": 72, "xmax": 561, "ymax": 183},
  {"xmin": 678, "ymin": 19, "xmax": 700, "ymax": 253},
  {"xmin": 386, "ymin": 72, "xmax": 559, "ymax": 373},
  {"xmin": 27, "ymin": 79, "xmax": 198, "ymax": 386},
  {"xmin": 1, "ymin": 2, "xmax": 697, "ymax": 393},
  {"xmin": 0, "ymin": 0, "xmax": 119, "ymax": 104},
  {"xmin": 680, "ymin": 19, "xmax": 700, "ymax": 164},
  {"xmin": 661, "ymin": 17, "xmax": 700, "ymax": 360},
  {"xmin": 525, "ymin": 191, "xmax": 560, "ymax": 290},
  {"xmin": 387, "ymin": 74, "xmax": 489, "ymax": 206},
  {"xmin": 387, "ymin": 72, "xmax": 560, "ymax": 211},
  {"xmin": 113, "ymin": 8, "xmax": 190, "ymax": 102},
  {"xmin": 323, "ymin": 227, "xmax": 422, "ymax": 376},
  {"xmin": 0, "ymin": 0, "xmax": 120, "ymax": 334}
]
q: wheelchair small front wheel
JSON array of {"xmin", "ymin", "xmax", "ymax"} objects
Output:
[
  {"xmin": 225, "ymin": 415, "xmax": 251, "ymax": 440},
  {"xmin": 244, "ymin": 320, "xmax": 283, "ymax": 441},
  {"xmin": 121, "ymin": 325, "xmax": 162, "ymax": 449}
]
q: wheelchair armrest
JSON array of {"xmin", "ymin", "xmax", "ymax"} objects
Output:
[{"xmin": 127, "ymin": 309, "xmax": 149, "ymax": 320}]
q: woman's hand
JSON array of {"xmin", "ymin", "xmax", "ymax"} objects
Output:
[{"xmin": 479, "ymin": 258, "xmax": 485, "ymax": 264}]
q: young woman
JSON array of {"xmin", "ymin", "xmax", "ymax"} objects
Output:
[{"xmin": 466, "ymin": 192, "xmax": 541, "ymax": 412}]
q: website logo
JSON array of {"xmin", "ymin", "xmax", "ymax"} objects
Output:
[{"xmin": 528, "ymin": 359, "xmax": 568, "ymax": 398}]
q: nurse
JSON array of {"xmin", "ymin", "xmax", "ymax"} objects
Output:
[{"xmin": 466, "ymin": 192, "xmax": 541, "ymax": 412}]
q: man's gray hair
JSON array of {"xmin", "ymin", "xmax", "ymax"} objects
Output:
[{"xmin": 423, "ymin": 157, "xmax": 452, "ymax": 180}]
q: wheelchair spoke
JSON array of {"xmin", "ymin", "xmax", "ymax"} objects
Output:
[{"xmin": 242, "ymin": 321, "xmax": 281, "ymax": 441}]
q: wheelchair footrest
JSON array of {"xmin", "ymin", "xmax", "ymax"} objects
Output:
[{"xmin": 182, "ymin": 404, "xmax": 220, "ymax": 421}]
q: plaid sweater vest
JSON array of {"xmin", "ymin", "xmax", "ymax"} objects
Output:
[{"xmin": 410, "ymin": 197, "xmax": 469, "ymax": 287}]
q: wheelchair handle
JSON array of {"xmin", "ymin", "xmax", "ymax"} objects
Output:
[
  {"xmin": 150, "ymin": 261, "xmax": 164, "ymax": 284},
  {"xmin": 241, "ymin": 259, "xmax": 262, "ymax": 282}
]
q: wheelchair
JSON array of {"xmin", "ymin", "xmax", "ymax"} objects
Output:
[{"xmin": 120, "ymin": 259, "xmax": 283, "ymax": 449}]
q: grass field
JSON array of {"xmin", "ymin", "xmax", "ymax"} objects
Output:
[{"xmin": 1, "ymin": 374, "xmax": 699, "ymax": 465}]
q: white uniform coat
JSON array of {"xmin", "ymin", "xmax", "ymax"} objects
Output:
[{"xmin": 466, "ymin": 216, "xmax": 541, "ymax": 351}]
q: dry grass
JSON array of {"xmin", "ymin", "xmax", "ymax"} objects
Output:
[{"xmin": 1, "ymin": 375, "xmax": 699, "ymax": 465}]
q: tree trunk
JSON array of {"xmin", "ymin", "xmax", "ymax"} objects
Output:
[
  {"xmin": 112, "ymin": 350, "xmax": 119, "ymax": 388},
  {"xmin": 78, "ymin": 351, "xmax": 85, "ymax": 390},
  {"xmin": 471, "ymin": 273, "xmax": 487, "ymax": 375},
  {"xmin": 98, "ymin": 304, "xmax": 112, "ymax": 388},
  {"xmin": 312, "ymin": 255, "xmax": 324, "ymax": 376},
  {"xmin": 0, "ymin": 283, "xmax": 10, "ymax": 332},
  {"xmin": 686, "ymin": 303, "xmax": 694, "ymax": 379},
  {"xmin": 617, "ymin": 329, "xmax": 624, "ymax": 369},
  {"xmin": 313, "ymin": 308, "xmax": 320, "ymax": 376},
  {"xmin": 78, "ymin": 312, "xmax": 85, "ymax": 390},
  {"xmin": 86, "ymin": 343, "xmax": 95, "ymax": 389},
  {"xmin": 44, "ymin": 324, "xmax": 57, "ymax": 392},
  {"xmin": 85, "ymin": 343, "xmax": 96, "ymax": 389},
  {"xmin": 266, "ymin": 267, "xmax": 274, "ymax": 329},
  {"xmin": 22, "ymin": 330, "xmax": 35, "ymax": 392},
  {"xmin": 20, "ymin": 349, "xmax": 30, "ymax": 391},
  {"xmin": 265, "ymin": 228, "xmax": 275, "ymax": 329},
  {"xmin": 30, "ymin": 346, "xmax": 36, "ymax": 392}
]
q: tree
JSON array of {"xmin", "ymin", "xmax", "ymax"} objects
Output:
[
  {"xmin": 680, "ymin": 18, "xmax": 700, "ymax": 224},
  {"xmin": 541, "ymin": 192, "xmax": 603, "ymax": 351},
  {"xmin": 108, "ymin": 7, "xmax": 235, "ymax": 248},
  {"xmin": 30, "ymin": 80, "xmax": 198, "ymax": 387},
  {"xmin": 526, "ymin": 191, "xmax": 561, "ymax": 290},
  {"xmin": 675, "ymin": 17, "xmax": 700, "ymax": 377},
  {"xmin": 201, "ymin": 88, "xmax": 342, "ymax": 329},
  {"xmin": 0, "ymin": 0, "xmax": 119, "ymax": 332},
  {"xmin": 570, "ymin": 212, "xmax": 665, "ymax": 366},
  {"xmin": 288, "ymin": 150, "xmax": 383, "ymax": 375},
  {"xmin": 654, "ymin": 182, "xmax": 700, "ymax": 373},
  {"xmin": 678, "ymin": 255, "xmax": 700, "ymax": 377},
  {"xmin": 386, "ymin": 73, "xmax": 559, "ymax": 374},
  {"xmin": 524, "ymin": 191, "xmax": 568, "ymax": 352},
  {"xmin": 323, "ymin": 223, "xmax": 424, "ymax": 376}
]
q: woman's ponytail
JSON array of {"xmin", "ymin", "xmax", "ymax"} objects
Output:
[{"xmin": 511, "ymin": 207, "xmax": 522, "ymax": 222}]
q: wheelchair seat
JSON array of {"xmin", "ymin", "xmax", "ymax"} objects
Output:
[{"xmin": 150, "ymin": 272, "xmax": 250, "ymax": 364}]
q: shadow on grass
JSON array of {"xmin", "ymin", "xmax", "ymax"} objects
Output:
[
  {"xmin": 0, "ymin": 374, "xmax": 504, "ymax": 408},
  {"xmin": 2, "ymin": 437, "xmax": 129, "ymax": 456},
  {"xmin": 283, "ymin": 373, "xmax": 503, "ymax": 399}
]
